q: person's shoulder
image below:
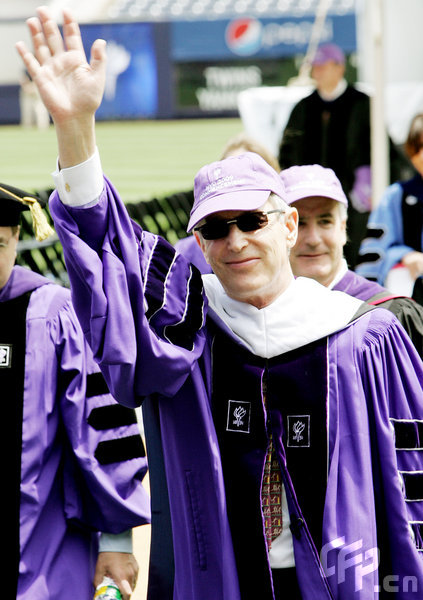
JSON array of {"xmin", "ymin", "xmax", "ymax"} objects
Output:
[
  {"xmin": 382, "ymin": 295, "xmax": 423, "ymax": 321},
  {"xmin": 341, "ymin": 85, "xmax": 370, "ymax": 112},
  {"xmin": 336, "ymin": 268, "xmax": 385, "ymax": 299},
  {"xmin": 400, "ymin": 174, "xmax": 423, "ymax": 196},
  {"xmin": 377, "ymin": 181, "xmax": 404, "ymax": 207},
  {"xmin": 346, "ymin": 85, "xmax": 369, "ymax": 100},
  {"xmin": 29, "ymin": 281, "xmax": 72, "ymax": 318},
  {"xmin": 363, "ymin": 181, "xmax": 403, "ymax": 217},
  {"xmin": 292, "ymin": 89, "xmax": 319, "ymax": 109},
  {"xmin": 174, "ymin": 235, "xmax": 196, "ymax": 252},
  {"xmin": 338, "ymin": 304, "xmax": 402, "ymax": 347}
]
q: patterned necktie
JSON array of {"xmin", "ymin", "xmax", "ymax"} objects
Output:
[{"xmin": 261, "ymin": 434, "xmax": 283, "ymax": 548}]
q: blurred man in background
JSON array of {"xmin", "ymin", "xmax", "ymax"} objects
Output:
[{"xmin": 278, "ymin": 43, "xmax": 411, "ymax": 268}]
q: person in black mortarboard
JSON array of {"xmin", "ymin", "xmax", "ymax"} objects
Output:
[
  {"xmin": 0, "ymin": 183, "xmax": 54, "ymax": 287},
  {"xmin": 0, "ymin": 180, "xmax": 150, "ymax": 600},
  {"xmin": 0, "ymin": 182, "xmax": 53, "ymax": 234}
]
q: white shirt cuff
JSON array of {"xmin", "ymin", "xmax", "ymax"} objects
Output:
[
  {"xmin": 51, "ymin": 147, "xmax": 104, "ymax": 207},
  {"xmin": 98, "ymin": 530, "xmax": 133, "ymax": 554}
]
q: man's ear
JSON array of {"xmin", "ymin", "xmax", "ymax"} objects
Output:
[
  {"xmin": 194, "ymin": 231, "xmax": 203, "ymax": 250},
  {"xmin": 340, "ymin": 217, "xmax": 347, "ymax": 247},
  {"xmin": 194, "ymin": 231, "xmax": 210, "ymax": 264},
  {"xmin": 285, "ymin": 207, "xmax": 298, "ymax": 248}
]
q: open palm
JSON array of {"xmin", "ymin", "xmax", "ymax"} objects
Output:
[{"xmin": 16, "ymin": 7, "xmax": 106, "ymax": 125}]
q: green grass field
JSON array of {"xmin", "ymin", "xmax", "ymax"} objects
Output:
[{"xmin": 1, "ymin": 118, "xmax": 243, "ymax": 202}]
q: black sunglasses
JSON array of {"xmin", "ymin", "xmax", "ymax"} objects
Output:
[{"xmin": 194, "ymin": 209, "xmax": 283, "ymax": 240}]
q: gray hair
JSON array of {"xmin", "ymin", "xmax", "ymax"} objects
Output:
[
  {"xmin": 268, "ymin": 193, "xmax": 290, "ymax": 213},
  {"xmin": 267, "ymin": 193, "xmax": 297, "ymax": 255},
  {"xmin": 337, "ymin": 201, "xmax": 348, "ymax": 221}
]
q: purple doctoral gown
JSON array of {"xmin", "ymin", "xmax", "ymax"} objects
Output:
[
  {"xmin": 49, "ymin": 178, "xmax": 423, "ymax": 599},
  {"xmin": 4, "ymin": 266, "xmax": 150, "ymax": 600}
]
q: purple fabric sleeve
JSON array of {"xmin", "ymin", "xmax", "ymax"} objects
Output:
[
  {"xmin": 49, "ymin": 177, "xmax": 207, "ymax": 407},
  {"xmin": 49, "ymin": 179, "xmax": 241, "ymax": 600},
  {"xmin": 323, "ymin": 310, "xmax": 423, "ymax": 597}
]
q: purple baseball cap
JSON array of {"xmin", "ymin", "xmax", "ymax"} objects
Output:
[
  {"xmin": 311, "ymin": 43, "xmax": 345, "ymax": 66},
  {"xmin": 280, "ymin": 164, "xmax": 348, "ymax": 206},
  {"xmin": 187, "ymin": 152, "xmax": 286, "ymax": 232}
]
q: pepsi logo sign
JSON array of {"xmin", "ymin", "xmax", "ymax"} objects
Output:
[{"xmin": 225, "ymin": 18, "xmax": 263, "ymax": 56}]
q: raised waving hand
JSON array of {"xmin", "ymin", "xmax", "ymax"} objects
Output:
[{"xmin": 16, "ymin": 6, "xmax": 107, "ymax": 167}]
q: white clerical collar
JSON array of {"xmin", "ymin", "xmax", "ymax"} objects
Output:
[
  {"xmin": 203, "ymin": 274, "xmax": 362, "ymax": 358},
  {"xmin": 317, "ymin": 78, "xmax": 348, "ymax": 102},
  {"xmin": 328, "ymin": 259, "xmax": 349, "ymax": 289}
]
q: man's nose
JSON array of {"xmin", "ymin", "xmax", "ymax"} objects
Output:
[
  {"xmin": 226, "ymin": 223, "xmax": 249, "ymax": 251},
  {"xmin": 304, "ymin": 224, "xmax": 321, "ymax": 246}
]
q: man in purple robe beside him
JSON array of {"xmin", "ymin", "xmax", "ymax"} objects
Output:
[
  {"xmin": 0, "ymin": 183, "xmax": 150, "ymax": 599},
  {"xmin": 282, "ymin": 163, "xmax": 423, "ymax": 358},
  {"xmin": 17, "ymin": 7, "xmax": 423, "ymax": 599}
]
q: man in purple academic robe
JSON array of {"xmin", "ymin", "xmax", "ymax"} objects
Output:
[
  {"xmin": 283, "ymin": 163, "xmax": 423, "ymax": 357},
  {"xmin": 0, "ymin": 184, "xmax": 150, "ymax": 599},
  {"xmin": 17, "ymin": 8, "xmax": 423, "ymax": 599}
]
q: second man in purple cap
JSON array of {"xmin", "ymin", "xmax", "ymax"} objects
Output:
[
  {"xmin": 18, "ymin": 9, "xmax": 423, "ymax": 600},
  {"xmin": 282, "ymin": 163, "xmax": 423, "ymax": 357}
]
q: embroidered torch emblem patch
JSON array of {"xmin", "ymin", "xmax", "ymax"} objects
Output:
[
  {"xmin": 287, "ymin": 415, "xmax": 310, "ymax": 447},
  {"xmin": 226, "ymin": 400, "xmax": 251, "ymax": 433}
]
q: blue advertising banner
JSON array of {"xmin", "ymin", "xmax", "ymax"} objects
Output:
[
  {"xmin": 80, "ymin": 22, "xmax": 159, "ymax": 119},
  {"xmin": 171, "ymin": 14, "xmax": 356, "ymax": 62}
]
